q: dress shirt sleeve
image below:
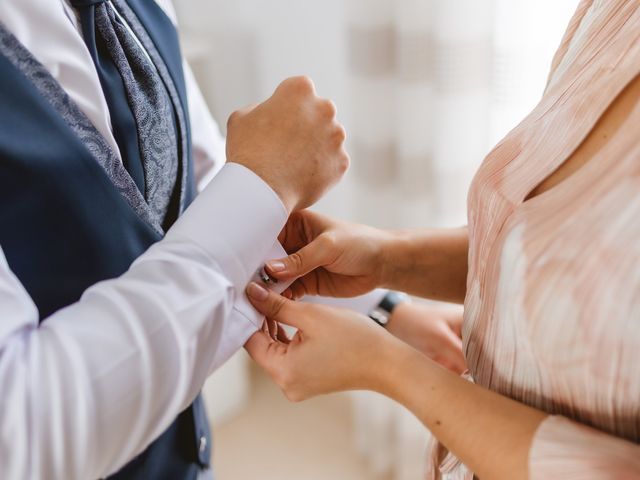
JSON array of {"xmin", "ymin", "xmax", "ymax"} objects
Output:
[
  {"xmin": 184, "ymin": 61, "xmax": 227, "ymax": 190},
  {"xmin": 529, "ymin": 416, "xmax": 640, "ymax": 479},
  {"xmin": 0, "ymin": 163, "xmax": 287, "ymax": 480}
]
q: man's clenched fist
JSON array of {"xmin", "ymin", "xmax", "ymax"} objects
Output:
[{"xmin": 226, "ymin": 76, "xmax": 349, "ymax": 212}]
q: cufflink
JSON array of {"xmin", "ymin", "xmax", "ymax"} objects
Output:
[{"xmin": 257, "ymin": 266, "xmax": 278, "ymax": 285}]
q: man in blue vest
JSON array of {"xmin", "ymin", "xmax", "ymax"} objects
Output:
[{"xmin": 0, "ymin": 0, "xmax": 350, "ymax": 479}]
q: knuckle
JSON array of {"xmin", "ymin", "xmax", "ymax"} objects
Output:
[
  {"xmin": 285, "ymin": 75, "xmax": 315, "ymax": 96},
  {"xmin": 319, "ymin": 232, "xmax": 337, "ymax": 250},
  {"xmin": 269, "ymin": 296, "xmax": 287, "ymax": 318},
  {"xmin": 319, "ymin": 99, "xmax": 337, "ymax": 119},
  {"xmin": 332, "ymin": 124, "xmax": 347, "ymax": 145},
  {"xmin": 298, "ymin": 75, "xmax": 316, "ymax": 94},
  {"xmin": 338, "ymin": 151, "xmax": 350, "ymax": 174},
  {"xmin": 226, "ymin": 110, "xmax": 241, "ymax": 129},
  {"xmin": 288, "ymin": 251, "xmax": 305, "ymax": 272}
]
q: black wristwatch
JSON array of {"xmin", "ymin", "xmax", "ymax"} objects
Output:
[{"xmin": 368, "ymin": 291, "xmax": 410, "ymax": 327}]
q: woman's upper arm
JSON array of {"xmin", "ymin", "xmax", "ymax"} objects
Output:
[{"xmin": 529, "ymin": 416, "xmax": 640, "ymax": 479}]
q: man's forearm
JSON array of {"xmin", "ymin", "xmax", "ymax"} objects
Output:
[{"xmin": 381, "ymin": 227, "xmax": 469, "ymax": 303}]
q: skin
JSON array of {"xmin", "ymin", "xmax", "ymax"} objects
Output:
[
  {"xmin": 226, "ymin": 76, "xmax": 349, "ymax": 214},
  {"xmin": 243, "ymin": 72, "xmax": 640, "ymax": 479},
  {"xmin": 245, "ymin": 284, "xmax": 546, "ymax": 480},
  {"xmin": 266, "ymin": 210, "xmax": 468, "ymax": 371},
  {"xmin": 264, "ymin": 299, "xmax": 467, "ymax": 375},
  {"xmin": 267, "ymin": 210, "xmax": 469, "ymax": 303},
  {"xmin": 386, "ymin": 302, "xmax": 466, "ymax": 374}
]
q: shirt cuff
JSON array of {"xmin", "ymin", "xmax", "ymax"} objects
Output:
[
  {"xmin": 165, "ymin": 163, "xmax": 288, "ymax": 289},
  {"xmin": 208, "ymin": 305, "xmax": 261, "ymax": 375},
  {"xmin": 209, "ymin": 241, "xmax": 296, "ymax": 371}
]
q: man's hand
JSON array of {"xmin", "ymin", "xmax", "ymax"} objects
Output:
[
  {"xmin": 263, "ymin": 210, "xmax": 394, "ymax": 299},
  {"xmin": 226, "ymin": 76, "xmax": 349, "ymax": 212}
]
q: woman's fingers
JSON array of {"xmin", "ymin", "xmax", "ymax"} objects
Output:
[
  {"xmin": 265, "ymin": 235, "xmax": 334, "ymax": 281},
  {"xmin": 244, "ymin": 331, "xmax": 274, "ymax": 369},
  {"xmin": 286, "ymin": 279, "xmax": 310, "ymax": 300},
  {"xmin": 246, "ymin": 282, "xmax": 307, "ymax": 329},
  {"xmin": 266, "ymin": 317, "xmax": 278, "ymax": 340},
  {"xmin": 245, "ymin": 330, "xmax": 290, "ymax": 367}
]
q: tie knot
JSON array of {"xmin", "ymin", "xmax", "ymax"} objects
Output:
[{"xmin": 69, "ymin": 0, "xmax": 107, "ymax": 7}]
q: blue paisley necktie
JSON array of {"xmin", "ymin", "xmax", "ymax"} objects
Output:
[{"xmin": 70, "ymin": 0, "xmax": 179, "ymax": 227}]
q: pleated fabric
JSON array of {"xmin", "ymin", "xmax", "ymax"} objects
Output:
[{"xmin": 429, "ymin": 1, "xmax": 640, "ymax": 477}]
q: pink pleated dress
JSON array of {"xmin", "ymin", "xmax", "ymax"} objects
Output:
[{"xmin": 430, "ymin": 1, "xmax": 640, "ymax": 478}]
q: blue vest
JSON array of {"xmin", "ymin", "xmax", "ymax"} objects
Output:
[{"xmin": 0, "ymin": 2, "xmax": 211, "ymax": 478}]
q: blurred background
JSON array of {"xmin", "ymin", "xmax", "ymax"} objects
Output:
[{"xmin": 173, "ymin": 1, "xmax": 580, "ymax": 478}]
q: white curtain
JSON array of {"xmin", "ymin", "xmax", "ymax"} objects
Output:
[{"xmin": 175, "ymin": 0, "xmax": 579, "ymax": 477}]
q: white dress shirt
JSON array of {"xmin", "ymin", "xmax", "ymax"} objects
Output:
[{"xmin": 0, "ymin": 1, "xmax": 384, "ymax": 479}]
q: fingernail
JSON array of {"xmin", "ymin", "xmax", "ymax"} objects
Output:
[
  {"xmin": 267, "ymin": 260, "xmax": 286, "ymax": 273},
  {"xmin": 247, "ymin": 282, "xmax": 269, "ymax": 301}
]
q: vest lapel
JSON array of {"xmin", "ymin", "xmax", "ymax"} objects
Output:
[{"xmin": 0, "ymin": 22, "xmax": 164, "ymax": 236}]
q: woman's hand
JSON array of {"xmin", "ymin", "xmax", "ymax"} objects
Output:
[
  {"xmin": 244, "ymin": 282, "xmax": 407, "ymax": 401},
  {"xmin": 387, "ymin": 302, "xmax": 467, "ymax": 374},
  {"xmin": 267, "ymin": 211, "xmax": 469, "ymax": 304},
  {"xmin": 266, "ymin": 210, "xmax": 395, "ymax": 299},
  {"xmin": 244, "ymin": 284, "xmax": 548, "ymax": 480}
]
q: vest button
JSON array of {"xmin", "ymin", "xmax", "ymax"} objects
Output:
[{"xmin": 198, "ymin": 436, "xmax": 208, "ymax": 454}]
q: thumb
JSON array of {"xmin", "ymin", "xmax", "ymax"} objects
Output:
[
  {"xmin": 244, "ymin": 331, "xmax": 272, "ymax": 368},
  {"xmin": 246, "ymin": 283, "xmax": 306, "ymax": 329},
  {"xmin": 265, "ymin": 236, "xmax": 334, "ymax": 281}
]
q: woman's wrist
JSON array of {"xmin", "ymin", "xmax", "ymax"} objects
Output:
[
  {"xmin": 363, "ymin": 333, "xmax": 423, "ymax": 398},
  {"xmin": 379, "ymin": 227, "xmax": 469, "ymax": 303},
  {"xmin": 379, "ymin": 229, "xmax": 415, "ymax": 291}
]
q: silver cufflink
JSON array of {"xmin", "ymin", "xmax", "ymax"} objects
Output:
[{"xmin": 258, "ymin": 266, "xmax": 278, "ymax": 285}]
